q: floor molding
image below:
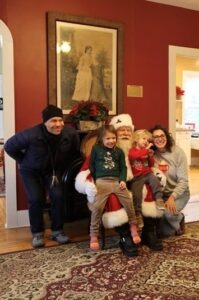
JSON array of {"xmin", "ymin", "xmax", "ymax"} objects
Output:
[{"xmin": 17, "ymin": 210, "xmax": 29, "ymax": 228}]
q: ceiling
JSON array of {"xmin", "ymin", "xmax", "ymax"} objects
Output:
[{"xmin": 146, "ymin": 0, "xmax": 199, "ymax": 11}]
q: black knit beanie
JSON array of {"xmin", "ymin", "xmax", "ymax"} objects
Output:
[{"xmin": 42, "ymin": 105, "xmax": 63, "ymax": 123}]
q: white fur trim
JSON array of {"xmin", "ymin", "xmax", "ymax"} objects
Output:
[
  {"xmin": 141, "ymin": 185, "xmax": 164, "ymax": 218},
  {"xmin": 102, "ymin": 208, "xmax": 128, "ymax": 228},
  {"xmin": 142, "ymin": 201, "xmax": 164, "ymax": 218},
  {"xmin": 75, "ymin": 170, "xmax": 91, "ymax": 194},
  {"xmin": 85, "ymin": 182, "xmax": 97, "ymax": 203},
  {"xmin": 110, "ymin": 114, "xmax": 134, "ymax": 131}
]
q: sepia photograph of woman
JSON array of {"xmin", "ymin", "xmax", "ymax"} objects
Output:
[{"xmin": 56, "ymin": 21, "xmax": 116, "ymax": 115}]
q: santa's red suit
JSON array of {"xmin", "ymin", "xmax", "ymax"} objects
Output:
[
  {"xmin": 75, "ymin": 114, "xmax": 165, "ymax": 254},
  {"xmin": 75, "ymin": 155, "xmax": 165, "ymax": 227}
]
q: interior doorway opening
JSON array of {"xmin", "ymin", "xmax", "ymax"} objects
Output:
[
  {"xmin": 0, "ymin": 20, "xmax": 17, "ymax": 228},
  {"xmin": 169, "ymin": 45, "xmax": 199, "ymax": 222},
  {"xmin": 169, "ymin": 45, "xmax": 199, "ymax": 136}
]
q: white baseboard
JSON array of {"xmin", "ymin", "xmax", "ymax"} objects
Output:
[
  {"xmin": 5, "ymin": 209, "xmax": 29, "ymax": 228},
  {"xmin": 17, "ymin": 209, "xmax": 30, "ymax": 227}
]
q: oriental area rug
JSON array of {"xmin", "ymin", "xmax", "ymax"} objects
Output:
[{"xmin": 1, "ymin": 222, "xmax": 199, "ymax": 300}]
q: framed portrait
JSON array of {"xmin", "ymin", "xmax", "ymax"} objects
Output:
[{"xmin": 47, "ymin": 12, "xmax": 123, "ymax": 116}]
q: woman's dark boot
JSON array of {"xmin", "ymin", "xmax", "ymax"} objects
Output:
[
  {"xmin": 115, "ymin": 223, "xmax": 138, "ymax": 257},
  {"xmin": 141, "ymin": 217, "xmax": 163, "ymax": 251}
]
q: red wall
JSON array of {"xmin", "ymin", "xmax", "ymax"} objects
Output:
[{"xmin": 1, "ymin": 0, "xmax": 199, "ymax": 209}]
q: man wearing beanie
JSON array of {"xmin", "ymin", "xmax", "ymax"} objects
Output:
[{"xmin": 4, "ymin": 104, "xmax": 80, "ymax": 248}]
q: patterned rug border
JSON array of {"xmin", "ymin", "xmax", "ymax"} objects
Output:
[{"xmin": 1, "ymin": 222, "xmax": 199, "ymax": 300}]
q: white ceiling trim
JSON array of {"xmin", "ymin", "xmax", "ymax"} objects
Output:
[{"xmin": 146, "ymin": 0, "xmax": 199, "ymax": 12}]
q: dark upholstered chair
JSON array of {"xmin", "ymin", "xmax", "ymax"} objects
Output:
[{"xmin": 62, "ymin": 157, "xmax": 90, "ymax": 222}]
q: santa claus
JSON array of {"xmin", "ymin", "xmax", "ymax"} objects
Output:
[{"xmin": 75, "ymin": 114, "xmax": 165, "ymax": 256}]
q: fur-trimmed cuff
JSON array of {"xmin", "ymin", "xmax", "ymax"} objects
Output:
[
  {"xmin": 142, "ymin": 201, "xmax": 164, "ymax": 218},
  {"xmin": 75, "ymin": 170, "xmax": 91, "ymax": 194},
  {"xmin": 85, "ymin": 182, "xmax": 97, "ymax": 203},
  {"xmin": 102, "ymin": 208, "xmax": 128, "ymax": 228}
]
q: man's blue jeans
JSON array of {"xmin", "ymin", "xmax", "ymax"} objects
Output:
[{"xmin": 20, "ymin": 169, "xmax": 64, "ymax": 234}]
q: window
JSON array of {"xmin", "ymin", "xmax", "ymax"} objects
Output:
[{"xmin": 183, "ymin": 71, "xmax": 199, "ymax": 130}]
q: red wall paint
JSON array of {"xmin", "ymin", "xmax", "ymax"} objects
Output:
[
  {"xmin": 126, "ymin": 0, "xmax": 199, "ymax": 129},
  {"xmin": 1, "ymin": 0, "xmax": 199, "ymax": 209}
]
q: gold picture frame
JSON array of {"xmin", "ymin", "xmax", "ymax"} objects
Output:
[{"xmin": 47, "ymin": 12, "xmax": 124, "ymax": 116}]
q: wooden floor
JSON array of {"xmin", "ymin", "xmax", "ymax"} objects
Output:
[
  {"xmin": 0, "ymin": 217, "xmax": 91, "ymax": 254},
  {"xmin": 0, "ymin": 166, "xmax": 198, "ymax": 255}
]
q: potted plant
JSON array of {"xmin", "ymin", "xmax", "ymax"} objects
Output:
[
  {"xmin": 176, "ymin": 86, "xmax": 185, "ymax": 100},
  {"xmin": 68, "ymin": 100, "xmax": 109, "ymax": 131}
]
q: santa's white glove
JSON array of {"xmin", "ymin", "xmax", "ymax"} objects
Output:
[{"xmin": 85, "ymin": 181, "xmax": 97, "ymax": 203}]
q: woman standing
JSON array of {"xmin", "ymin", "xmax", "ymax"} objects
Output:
[
  {"xmin": 150, "ymin": 124, "xmax": 190, "ymax": 237},
  {"xmin": 72, "ymin": 46, "xmax": 93, "ymax": 101}
]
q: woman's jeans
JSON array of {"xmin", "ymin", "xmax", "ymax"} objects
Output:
[
  {"xmin": 159, "ymin": 190, "xmax": 190, "ymax": 236},
  {"xmin": 20, "ymin": 169, "xmax": 64, "ymax": 235}
]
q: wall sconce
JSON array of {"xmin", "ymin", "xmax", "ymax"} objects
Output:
[{"xmin": 57, "ymin": 41, "xmax": 71, "ymax": 54}]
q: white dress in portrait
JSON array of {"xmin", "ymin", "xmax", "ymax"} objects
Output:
[{"xmin": 72, "ymin": 52, "xmax": 93, "ymax": 101}]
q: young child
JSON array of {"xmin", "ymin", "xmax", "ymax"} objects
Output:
[
  {"xmin": 89, "ymin": 125, "xmax": 140, "ymax": 250},
  {"xmin": 129, "ymin": 129, "xmax": 165, "ymax": 228}
]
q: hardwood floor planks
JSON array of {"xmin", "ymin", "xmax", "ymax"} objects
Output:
[{"xmin": 0, "ymin": 167, "xmax": 198, "ymax": 254}]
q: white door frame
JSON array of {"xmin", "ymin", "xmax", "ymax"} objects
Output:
[
  {"xmin": 169, "ymin": 45, "xmax": 199, "ymax": 137},
  {"xmin": 0, "ymin": 20, "xmax": 29, "ymax": 228},
  {"xmin": 0, "ymin": 20, "xmax": 17, "ymax": 227}
]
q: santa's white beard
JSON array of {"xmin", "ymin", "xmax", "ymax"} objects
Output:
[
  {"xmin": 117, "ymin": 138, "xmax": 132, "ymax": 156},
  {"xmin": 117, "ymin": 137, "xmax": 133, "ymax": 181}
]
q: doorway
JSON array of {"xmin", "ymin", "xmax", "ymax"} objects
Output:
[
  {"xmin": 169, "ymin": 46, "xmax": 199, "ymax": 136},
  {"xmin": 169, "ymin": 45, "xmax": 199, "ymax": 222},
  {"xmin": 0, "ymin": 20, "xmax": 17, "ymax": 228},
  {"xmin": 169, "ymin": 46, "xmax": 199, "ymax": 165}
]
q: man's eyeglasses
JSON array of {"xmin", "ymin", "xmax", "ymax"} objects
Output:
[{"xmin": 152, "ymin": 134, "xmax": 166, "ymax": 140}]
